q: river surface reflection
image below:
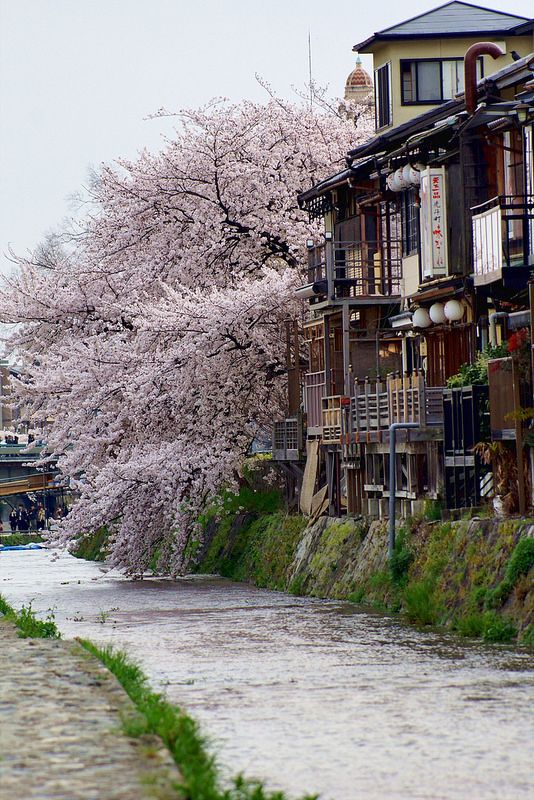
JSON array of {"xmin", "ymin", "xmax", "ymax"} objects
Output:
[{"xmin": 1, "ymin": 548, "xmax": 533, "ymax": 799}]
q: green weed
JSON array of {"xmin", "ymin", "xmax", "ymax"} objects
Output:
[
  {"xmin": 485, "ymin": 537, "xmax": 534, "ymax": 609},
  {"xmin": 403, "ymin": 580, "xmax": 442, "ymax": 626},
  {"xmin": 0, "ymin": 595, "xmax": 60, "ymax": 639}
]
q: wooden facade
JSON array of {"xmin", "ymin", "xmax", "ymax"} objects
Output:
[{"xmin": 273, "ymin": 27, "xmax": 534, "ymax": 522}]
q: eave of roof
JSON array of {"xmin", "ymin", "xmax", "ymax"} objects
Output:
[
  {"xmin": 353, "ymin": 1, "xmax": 530, "ymax": 53},
  {"xmin": 355, "ymin": 28, "xmax": 531, "ymax": 53}
]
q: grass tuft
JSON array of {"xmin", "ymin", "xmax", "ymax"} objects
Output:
[{"xmin": 0, "ymin": 594, "xmax": 60, "ymax": 639}]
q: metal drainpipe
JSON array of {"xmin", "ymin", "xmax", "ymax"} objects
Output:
[
  {"xmin": 464, "ymin": 42, "xmax": 505, "ymax": 115},
  {"xmin": 489, "ymin": 311, "xmax": 508, "ymax": 347},
  {"xmin": 388, "ymin": 423, "xmax": 420, "ymax": 558}
]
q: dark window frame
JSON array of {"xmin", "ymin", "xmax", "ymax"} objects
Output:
[
  {"xmin": 375, "ymin": 62, "xmax": 392, "ymax": 129},
  {"xmin": 400, "ymin": 57, "xmax": 484, "ymax": 106},
  {"xmin": 401, "ymin": 188, "xmax": 419, "ymax": 257}
]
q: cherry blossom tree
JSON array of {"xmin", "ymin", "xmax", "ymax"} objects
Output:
[{"xmin": 0, "ymin": 97, "xmax": 372, "ymax": 574}]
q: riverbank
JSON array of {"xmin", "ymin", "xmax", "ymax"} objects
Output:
[
  {"xmin": 0, "ymin": 617, "xmax": 181, "ymax": 799},
  {"xmin": 71, "ymin": 480, "xmax": 534, "ymax": 647},
  {"xmin": 0, "ymin": 595, "xmax": 318, "ymax": 800},
  {"xmin": 194, "ymin": 493, "xmax": 534, "ymax": 647}
]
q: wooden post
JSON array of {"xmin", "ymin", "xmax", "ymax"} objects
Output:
[{"xmin": 342, "ymin": 303, "xmax": 351, "ymax": 396}]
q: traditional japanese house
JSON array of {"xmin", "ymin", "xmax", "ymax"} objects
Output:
[{"xmin": 274, "ymin": 3, "xmax": 534, "ymax": 520}]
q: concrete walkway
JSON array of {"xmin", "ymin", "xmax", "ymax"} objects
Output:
[{"xmin": 0, "ymin": 622, "xmax": 182, "ymax": 799}]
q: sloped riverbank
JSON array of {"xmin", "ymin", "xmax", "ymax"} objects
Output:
[{"xmin": 196, "ymin": 506, "xmax": 534, "ymax": 647}]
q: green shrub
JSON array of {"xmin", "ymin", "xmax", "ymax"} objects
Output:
[
  {"xmin": 390, "ymin": 536, "xmax": 413, "ymax": 585},
  {"xmin": 520, "ymin": 625, "xmax": 534, "ymax": 648},
  {"xmin": 423, "ymin": 499, "xmax": 443, "ymax": 522},
  {"xmin": 403, "ymin": 580, "xmax": 442, "ymax": 626},
  {"xmin": 454, "ymin": 612, "xmax": 485, "ymax": 638},
  {"xmin": 485, "ymin": 537, "xmax": 534, "ymax": 608},
  {"xmin": 347, "ymin": 587, "xmax": 366, "ymax": 604},
  {"xmin": 482, "ymin": 612, "xmax": 516, "ymax": 643},
  {"xmin": 446, "ymin": 344, "xmax": 507, "ymax": 388},
  {"xmin": 504, "ymin": 537, "xmax": 534, "ymax": 585}
]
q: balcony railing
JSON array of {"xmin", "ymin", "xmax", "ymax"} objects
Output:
[
  {"xmin": 353, "ymin": 372, "xmax": 444, "ymax": 433},
  {"xmin": 472, "ymin": 194, "xmax": 534, "ymax": 285},
  {"xmin": 319, "ymin": 373, "xmax": 444, "ymax": 444},
  {"xmin": 304, "ymin": 370, "xmax": 327, "ymax": 431},
  {"xmin": 334, "ymin": 239, "xmax": 402, "ymax": 298},
  {"xmin": 305, "ymin": 240, "xmax": 402, "ymax": 302}
]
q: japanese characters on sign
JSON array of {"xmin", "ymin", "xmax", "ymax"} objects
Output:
[{"xmin": 420, "ymin": 167, "xmax": 448, "ymax": 278}]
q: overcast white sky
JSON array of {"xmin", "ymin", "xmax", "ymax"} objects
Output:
[{"xmin": 1, "ymin": 0, "xmax": 533, "ymax": 272}]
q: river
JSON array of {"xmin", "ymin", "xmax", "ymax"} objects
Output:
[{"xmin": 1, "ymin": 547, "xmax": 533, "ymax": 800}]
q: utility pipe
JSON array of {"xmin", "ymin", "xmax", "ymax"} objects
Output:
[
  {"xmin": 464, "ymin": 42, "xmax": 505, "ymax": 115},
  {"xmin": 388, "ymin": 423, "xmax": 420, "ymax": 558}
]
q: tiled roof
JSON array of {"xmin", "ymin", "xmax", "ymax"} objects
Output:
[{"xmin": 354, "ymin": 2, "xmax": 530, "ymax": 51}]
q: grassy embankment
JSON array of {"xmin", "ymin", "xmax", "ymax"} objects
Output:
[
  {"xmin": 65, "ymin": 457, "xmax": 534, "ymax": 647},
  {"xmin": 0, "ymin": 594, "xmax": 317, "ymax": 800},
  {"xmin": 196, "ymin": 489, "xmax": 534, "ymax": 647}
]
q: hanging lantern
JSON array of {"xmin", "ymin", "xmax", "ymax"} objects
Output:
[
  {"xmin": 402, "ymin": 164, "xmax": 413, "ymax": 184},
  {"xmin": 429, "ymin": 302, "xmax": 447, "ymax": 324},
  {"xmin": 394, "ymin": 166, "xmax": 409, "ymax": 190},
  {"xmin": 408, "ymin": 163, "xmax": 425, "ymax": 186},
  {"xmin": 412, "ymin": 307, "xmax": 432, "ymax": 328},
  {"xmin": 444, "ymin": 299, "xmax": 465, "ymax": 322},
  {"xmin": 386, "ymin": 172, "xmax": 397, "ymax": 192}
]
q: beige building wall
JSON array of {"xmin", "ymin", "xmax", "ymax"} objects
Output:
[
  {"xmin": 369, "ymin": 35, "xmax": 533, "ymax": 130},
  {"xmin": 401, "ymin": 254, "xmax": 420, "ymax": 301}
]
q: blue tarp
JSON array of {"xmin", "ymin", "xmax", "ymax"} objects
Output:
[{"xmin": 0, "ymin": 543, "xmax": 45, "ymax": 552}]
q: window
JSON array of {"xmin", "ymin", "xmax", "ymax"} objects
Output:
[
  {"xmin": 401, "ymin": 58, "xmax": 483, "ymax": 105},
  {"xmin": 375, "ymin": 63, "xmax": 391, "ymax": 129},
  {"xmin": 401, "ymin": 188, "xmax": 419, "ymax": 256}
]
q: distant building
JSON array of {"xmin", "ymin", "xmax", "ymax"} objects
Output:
[{"xmin": 344, "ymin": 57, "xmax": 373, "ymax": 106}]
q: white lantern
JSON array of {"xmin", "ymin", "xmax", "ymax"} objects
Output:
[
  {"xmin": 408, "ymin": 163, "xmax": 425, "ymax": 186},
  {"xmin": 394, "ymin": 167, "xmax": 409, "ymax": 190},
  {"xmin": 402, "ymin": 164, "xmax": 413, "ymax": 184},
  {"xmin": 412, "ymin": 307, "xmax": 432, "ymax": 328},
  {"xmin": 429, "ymin": 302, "xmax": 447, "ymax": 324},
  {"xmin": 444, "ymin": 299, "xmax": 465, "ymax": 322},
  {"xmin": 386, "ymin": 172, "xmax": 397, "ymax": 192}
]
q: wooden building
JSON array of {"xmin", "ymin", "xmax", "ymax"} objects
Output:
[{"xmin": 273, "ymin": 2, "xmax": 534, "ymax": 521}]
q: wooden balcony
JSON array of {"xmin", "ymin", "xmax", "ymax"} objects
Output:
[
  {"xmin": 318, "ymin": 373, "xmax": 444, "ymax": 445},
  {"xmin": 353, "ymin": 372, "xmax": 444, "ymax": 435},
  {"xmin": 334, "ymin": 239, "xmax": 401, "ymax": 300},
  {"xmin": 472, "ymin": 195, "xmax": 534, "ymax": 287},
  {"xmin": 306, "ymin": 239, "xmax": 402, "ymax": 305}
]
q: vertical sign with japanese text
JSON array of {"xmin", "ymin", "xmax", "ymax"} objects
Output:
[{"xmin": 420, "ymin": 167, "xmax": 448, "ymax": 278}]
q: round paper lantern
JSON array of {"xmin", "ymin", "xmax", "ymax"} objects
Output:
[
  {"xmin": 394, "ymin": 167, "xmax": 409, "ymax": 190},
  {"xmin": 429, "ymin": 302, "xmax": 447, "ymax": 324},
  {"xmin": 402, "ymin": 164, "xmax": 413, "ymax": 184},
  {"xmin": 386, "ymin": 172, "xmax": 397, "ymax": 192},
  {"xmin": 444, "ymin": 299, "xmax": 465, "ymax": 322},
  {"xmin": 408, "ymin": 163, "xmax": 425, "ymax": 185},
  {"xmin": 412, "ymin": 307, "xmax": 432, "ymax": 328}
]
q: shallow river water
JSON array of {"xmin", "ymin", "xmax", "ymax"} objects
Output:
[{"xmin": 1, "ymin": 548, "xmax": 533, "ymax": 800}]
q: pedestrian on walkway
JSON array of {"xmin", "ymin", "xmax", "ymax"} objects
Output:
[
  {"xmin": 17, "ymin": 505, "xmax": 28, "ymax": 532},
  {"xmin": 9, "ymin": 509, "xmax": 17, "ymax": 532},
  {"xmin": 37, "ymin": 504, "xmax": 46, "ymax": 531}
]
